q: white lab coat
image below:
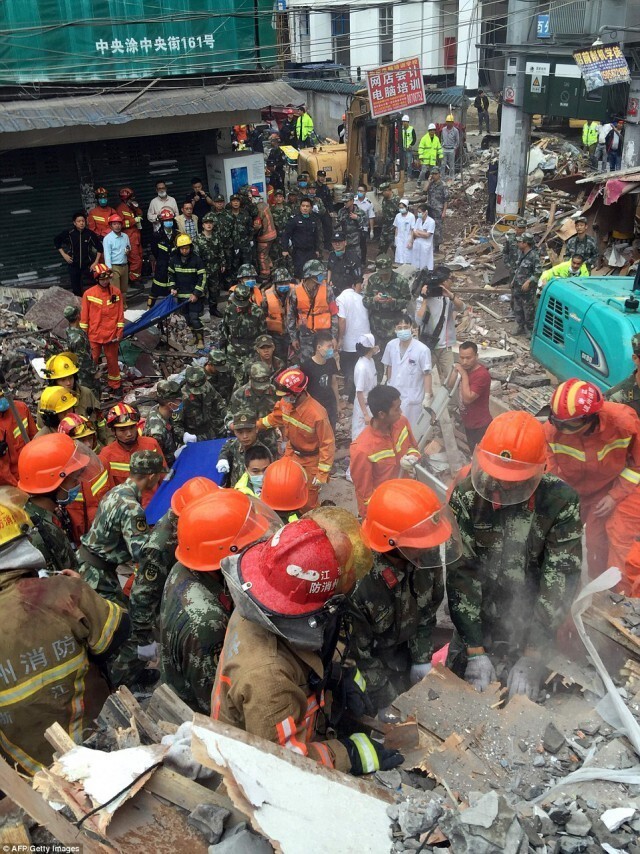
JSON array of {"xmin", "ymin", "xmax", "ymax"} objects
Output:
[
  {"xmin": 382, "ymin": 337, "xmax": 432, "ymax": 431},
  {"xmin": 393, "ymin": 212, "xmax": 416, "ymax": 264},
  {"xmin": 352, "ymin": 355, "xmax": 378, "ymax": 440},
  {"xmin": 411, "ymin": 214, "xmax": 435, "ymax": 270}
]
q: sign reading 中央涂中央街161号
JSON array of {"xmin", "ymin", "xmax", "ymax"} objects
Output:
[
  {"xmin": 573, "ymin": 43, "xmax": 631, "ymax": 93},
  {"xmin": 0, "ymin": 0, "xmax": 277, "ymax": 84},
  {"xmin": 366, "ymin": 58, "xmax": 427, "ymax": 119}
]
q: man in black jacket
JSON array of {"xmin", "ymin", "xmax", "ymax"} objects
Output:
[
  {"xmin": 474, "ymin": 90, "xmax": 490, "ymax": 134},
  {"xmin": 281, "ymin": 199, "xmax": 322, "ymax": 278},
  {"xmin": 54, "ymin": 211, "xmax": 103, "ymax": 296}
]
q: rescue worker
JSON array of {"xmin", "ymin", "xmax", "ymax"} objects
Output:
[
  {"xmin": 287, "ymin": 260, "xmax": 338, "ymax": 362},
  {"xmin": 447, "ymin": 411, "xmax": 582, "ymax": 701},
  {"xmin": 110, "ymin": 476, "xmax": 218, "ymax": 687},
  {"xmin": 337, "ymin": 193, "xmax": 368, "ymax": 256},
  {"xmin": 58, "ymin": 413, "xmax": 98, "ymax": 451},
  {"xmin": 232, "ymin": 264, "xmax": 264, "ymax": 310},
  {"xmin": 219, "ymin": 282, "xmax": 267, "ymax": 387},
  {"xmin": 0, "ymin": 489, "xmax": 128, "ymax": 775},
  {"xmin": 440, "ymin": 115, "xmax": 460, "ymax": 179},
  {"xmin": 78, "ymin": 450, "xmax": 164, "ymax": 606},
  {"xmin": 255, "ymin": 197, "xmax": 278, "ymax": 280},
  {"xmin": 401, "ymin": 115, "xmax": 416, "ymax": 173},
  {"xmin": 79, "ymin": 263, "xmax": 125, "ymax": 391},
  {"xmin": 204, "ymin": 349, "xmax": 234, "ymax": 401},
  {"xmin": 100, "ymin": 403, "xmax": 166, "ymax": 506},
  {"xmin": 17, "ymin": 433, "xmax": 101, "ymax": 573},
  {"xmin": 42, "ymin": 351, "xmax": 108, "ymax": 445},
  {"xmin": 293, "ymin": 105, "xmax": 314, "ymax": 148},
  {"xmin": 260, "ymin": 456, "xmax": 309, "ymax": 523},
  {"xmin": 350, "ymin": 385, "xmax": 421, "ymax": 518},
  {"xmin": 606, "ymin": 333, "xmax": 640, "ymax": 416},
  {"xmin": 270, "ymin": 189, "xmax": 294, "ymax": 270},
  {"xmin": 86, "ymin": 187, "xmax": 116, "ymax": 237},
  {"xmin": 0, "ymin": 390, "xmax": 36, "ymax": 487},
  {"xmin": 352, "ymin": 480, "xmax": 462, "ymax": 712},
  {"xmin": 228, "ymin": 363, "xmax": 279, "ymax": 456},
  {"xmin": 149, "ymin": 207, "xmax": 179, "ymax": 308},
  {"xmin": 212, "ymin": 509, "xmax": 404, "ymax": 775},
  {"xmin": 327, "ymin": 231, "xmax": 362, "ymax": 297},
  {"xmin": 565, "ymin": 217, "xmax": 599, "ymax": 271},
  {"xmin": 63, "ymin": 304, "xmax": 99, "ymax": 394},
  {"xmin": 116, "ymin": 187, "xmax": 143, "ymax": 285},
  {"xmin": 253, "ymin": 333, "xmax": 285, "ymax": 379},
  {"xmin": 425, "ymin": 169, "xmax": 448, "ymax": 252},
  {"xmin": 142, "ymin": 379, "xmax": 183, "ymax": 467},
  {"xmin": 217, "ymin": 409, "xmax": 263, "ymax": 487},
  {"xmin": 511, "ymin": 232, "xmax": 541, "ymax": 337},
  {"xmin": 168, "ymin": 234, "xmax": 206, "ymax": 352},
  {"xmin": 281, "ymin": 198, "xmax": 322, "ymax": 279},
  {"xmin": 502, "ymin": 217, "xmax": 527, "ymax": 272},
  {"xmin": 537, "ymin": 254, "xmax": 589, "ymax": 295},
  {"xmin": 260, "ymin": 367, "xmax": 335, "ymax": 511},
  {"xmin": 35, "ymin": 386, "xmax": 78, "ymax": 439},
  {"xmin": 266, "ymin": 134, "xmax": 287, "ymax": 190},
  {"xmin": 181, "ymin": 366, "xmax": 225, "ymax": 441},
  {"xmin": 162, "ymin": 490, "xmax": 280, "ymax": 712},
  {"xmin": 545, "ymin": 378, "xmax": 640, "ymax": 593},
  {"xmin": 195, "ymin": 212, "xmax": 225, "ymax": 318},
  {"xmin": 582, "ymin": 120, "xmax": 601, "ymax": 166},
  {"xmin": 211, "ymin": 193, "xmax": 235, "ymax": 285},
  {"xmin": 233, "ymin": 444, "xmax": 273, "ymax": 497},
  {"xmin": 417, "ymin": 124, "xmax": 443, "ymax": 185},
  {"xmin": 263, "ymin": 269, "xmax": 292, "ymax": 363},
  {"xmin": 363, "ymin": 256, "xmax": 411, "ymax": 355},
  {"xmin": 377, "ymin": 183, "xmax": 399, "ymax": 256},
  {"xmin": 228, "ymin": 193, "xmax": 254, "ymax": 275}
]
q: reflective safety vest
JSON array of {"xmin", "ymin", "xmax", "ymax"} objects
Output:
[
  {"xmin": 418, "ymin": 133, "xmax": 443, "ymax": 166},
  {"xmin": 402, "ymin": 125, "xmax": 415, "ymax": 149},
  {"xmin": 582, "ymin": 121, "xmax": 600, "ymax": 146},
  {"xmin": 294, "ymin": 283, "xmax": 331, "ymax": 331},
  {"xmin": 265, "ymin": 287, "xmax": 286, "ymax": 335}
]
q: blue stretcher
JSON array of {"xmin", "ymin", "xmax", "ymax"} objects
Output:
[
  {"xmin": 145, "ymin": 438, "xmax": 226, "ymax": 525},
  {"xmin": 123, "ymin": 295, "xmax": 188, "ymax": 339}
]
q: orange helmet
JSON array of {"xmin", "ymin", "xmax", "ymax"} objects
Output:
[
  {"xmin": 58, "ymin": 413, "xmax": 96, "ymax": 440},
  {"xmin": 119, "ymin": 187, "xmax": 134, "ymax": 200},
  {"xmin": 106, "ymin": 402, "xmax": 139, "ymax": 428},
  {"xmin": 274, "ymin": 367, "xmax": 308, "ymax": 396},
  {"xmin": 176, "ymin": 490, "xmax": 280, "ymax": 571},
  {"xmin": 93, "ymin": 263, "xmax": 112, "ymax": 279},
  {"xmin": 17, "ymin": 434, "xmax": 99, "ymax": 495},
  {"xmin": 170, "ymin": 476, "xmax": 219, "ymax": 516},
  {"xmin": 260, "ymin": 458, "xmax": 309, "ymax": 511},
  {"xmin": 550, "ymin": 379, "xmax": 604, "ymax": 422},
  {"xmin": 108, "ymin": 213, "xmax": 124, "ymax": 224},
  {"xmin": 361, "ymin": 479, "xmax": 461, "ymax": 567}
]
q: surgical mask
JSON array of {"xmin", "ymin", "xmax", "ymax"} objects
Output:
[
  {"xmin": 324, "ymin": 348, "xmax": 334, "ymax": 358},
  {"xmin": 396, "ymin": 329, "xmax": 412, "ymax": 341},
  {"xmin": 158, "ymin": 190, "xmax": 167, "ymax": 198},
  {"xmin": 249, "ymin": 474, "xmax": 264, "ymax": 489},
  {"xmin": 357, "ymin": 192, "xmax": 365, "ymax": 198},
  {"xmin": 399, "ymin": 206, "xmax": 407, "ymax": 214},
  {"xmin": 316, "ymin": 274, "xmax": 325, "ymax": 284},
  {"xmin": 245, "ymin": 279, "xmax": 257, "ymax": 288},
  {"xmin": 57, "ymin": 484, "xmax": 81, "ymax": 506},
  {"xmin": 334, "ymin": 249, "xmax": 345, "ymax": 257},
  {"xmin": 163, "ymin": 220, "xmax": 174, "ymax": 228},
  {"xmin": 98, "ymin": 198, "xmax": 108, "ymax": 207},
  {"xmin": 298, "ymin": 181, "xmax": 308, "ymax": 188},
  {"xmin": 277, "ymin": 285, "xmax": 290, "ymax": 294},
  {"xmin": 0, "ymin": 398, "xmax": 9, "ymax": 413}
]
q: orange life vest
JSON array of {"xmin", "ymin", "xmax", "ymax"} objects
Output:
[
  {"xmin": 265, "ymin": 287, "xmax": 286, "ymax": 335},
  {"xmin": 294, "ymin": 283, "xmax": 331, "ymax": 331}
]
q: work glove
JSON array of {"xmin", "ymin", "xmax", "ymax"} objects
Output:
[
  {"xmin": 341, "ymin": 666, "xmax": 374, "ymax": 718},
  {"xmin": 399, "ymin": 453, "xmax": 420, "ymax": 472},
  {"xmin": 409, "ymin": 663, "xmax": 432, "ymax": 685},
  {"xmin": 162, "ymin": 722, "xmax": 215, "ymax": 781},
  {"xmin": 173, "ymin": 445, "xmax": 185, "ymax": 460},
  {"xmin": 137, "ymin": 641, "xmax": 158, "ymax": 662},
  {"xmin": 216, "ymin": 459, "xmax": 230, "ymax": 474},
  {"xmin": 464, "ymin": 654, "xmax": 497, "ymax": 693},
  {"xmin": 507, "ymin": 655, "xmax": 543, "ymax": 702},
  {"xmin": 311, "ymin": 476, "xmax": 325, "ymax": 488},
  {"xmin": 341, "ymin": 733, "xmax": 404, "ymax": 776},
  {"xmin": 378, "ymin": 706, "xmax": 401, "ymax": 724},
  {"xmin": 183, "ymin": 432, "xmax": 197, "ymax": 444},
  {"xmin": 369, "ymin": 229, "xmax": 374, "ymax": 239},
  {"xmin": 422, "ymin": 394, "xmax": 434, "ymax": 410}
]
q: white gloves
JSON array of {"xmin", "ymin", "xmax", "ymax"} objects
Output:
[
  {"xmin": 216, "ymin": 459, "xmax": 230, "ymax": 474},
  {"xmin": 369, "ymin": 229, "xmax": 374, "ymax": 239},
  {"xmin": 162, "ymin": 722, "xmax": 215, "ymax": 781},
  {"xmin": 183, "ymin": 432, "xmax": 197, "ymax": 444},
  {"xmin": 464, "ymin": 654, "xmax": 497, "ymax": 693},
  {"xmin": 400, "ymin": 453, "xmax": 420, "ymax": 472},
  {"xmin": 506, "ymin": 655, "xmax": 543, "ymax": 701},
  {"xmin": 173, "ymin": 445, "xmax": 185, "ymax": 460},
  {"xmin": 137, "ymin": 641, "xmax": 158, "ymax": 662},
  {"xmin": 422, "ymin": 394, "xmax": 434, "ymax": 410},
  {"xmin": 311, "ymin": 476, "xmax": 324, "ymax": 488},
  {"xmin": 409, "ymin": 663, "xmax": 432, "ymax": 685}
]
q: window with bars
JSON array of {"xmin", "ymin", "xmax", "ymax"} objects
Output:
[
  {"xmin": 380, "ymin": 6, "xmax": 393, "ymax": 64},
  {"xmin": 331, "ymin": 9, "xmax": 350, "ymax": 67}
]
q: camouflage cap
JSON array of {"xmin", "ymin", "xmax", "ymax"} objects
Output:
[
  {"xmin": 213, "ymin": 194, "xmax": 225, "ymax": 202},
  {"xmin": 575, "ymin": 216, "xmax": 588, "ymax": 224},
  {"xmin": 63, "ymin": 305, "xmax": 80, "ymax": 321},
  {"xmin": 202, "ymin": 212, "xmax": 216, "ymax": 224},
  {"xmin": 255, "ymin": 334, "xmax": 275, "ymax": 348},
  {"xmin": 272, "ymin": 268, "xmax": 291, "ymax": 284},
  {"xmin": 237, "ymin": 264, "xmax": 258, "ymax": 278},
  {"xmin": 342, "ymin": 192, "xmax": 354, "ymax": 202},
  {"xmin": 130, "ymin": 449, "xmax": 166, "ymax": 475},
  {"xmin": 302, "ymin": 259, "xmax": 327, "ymax": 278},
  {"xmin": 379, "ymin": 182, "xmax": 391, "ymax": 191},
  {"xmin": 207, "ymin": 349, "xmax": 229, "ymax": 370},
  {"xmin": 232, "ymin": 282, "xmax": 252, "ymax": 304},
  {"xmin": 156, "ymin": 379, "xmax": 181, "ymax": 402},
  {"xmin": 231, "ymin": 408, "xmax": 257, "ymax": 429},
  {"xmin": 632, "ymin": 334, "xmax": 640, "ymax": 355},
  {"xmin": 376, "ymin": 255, "xmax": 393, "ymax": 269},
  {"xmin": 515, "ymin": 217, "xmax": 527, "ymax": 229},
  {"xmin": 184, "ymin": 365, "xmax": 208, "ymax": 393},
  {"xmin": 519, "ymin": 232, "xmax": 535, "ymax": 245},
  {"xmin": 250, "ymin": 362, "xmax": 273, "ymax": 384}
]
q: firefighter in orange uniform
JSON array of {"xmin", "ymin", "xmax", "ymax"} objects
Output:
[
  {"xmin": 545, "ymin": 378, "xmax": 640, "ymax": 594},
  {"xmin": 116, "ymin": 187, "xmax": 143, "ymax": 285},
  {"xmin": 259, "ymin": 367, "xmax": 335, "ymax": 511},
  {"xmin": 263, "ymin": 267, "xmax": 292, "ymax": 363},
  {"xmin": 86, "ymin": 187, "xmax": 117, "ymax": 238},
  {"xmin": 0, "ymin": 391, "xmax": 36, "ymax": 487},
  {"xmin": 79, "ymin": 263, "xmax": 125, "ymax": 391},
  {"xmin": 350, "ymin": 384, "xmax": 421, "ymax": 518},
  {"xmin": 100, "ymin": 403, "xmax": 166, "ymax": 508}
]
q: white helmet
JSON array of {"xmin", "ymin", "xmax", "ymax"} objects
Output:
[
  {"xmin": 428, "ymin": 123, "xmax": 436, "ymax": 130},
  {"xmin": 402, "ymin": 114, "xmax": 410, "ymax": 122}
]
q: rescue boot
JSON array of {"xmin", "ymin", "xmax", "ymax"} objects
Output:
[{"xmin": 194, "ymin": 330, "xmax": 206, "ymax": 354}]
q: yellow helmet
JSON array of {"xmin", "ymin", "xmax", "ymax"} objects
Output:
[
  {"xmin": 39, "ymin": 385, "xmax": 77, "ymax": 415},
  {"xmin": 446, "ymin": 114, "xmax": 455, "ymax": 122},
  {"xmin": 176, "ymin": 233, "xmax": 192, "ymax": 248},
  {"xmin": 0, "ymin": 486, "xmax": 31, "ymax": 548},
  {"xmin": 44, "ymin": 352, "xmax": 79, "ymax": 381}
]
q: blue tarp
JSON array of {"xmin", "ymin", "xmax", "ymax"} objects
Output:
[
  {"xmin": 123, "ymin": 295, "xmax": 187, "ymax": 339},
  {"xmin": 145, "ymin": 439, "xmax": 226, "ymax": 525}
]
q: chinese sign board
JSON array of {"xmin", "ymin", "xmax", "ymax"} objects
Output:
[
  {"xmin": 366, "ymin": 58, "xmax": 426, "ymax": 119},
  {"xmin": 0, "ymin": 0, "xmax": 276, "ymax": 84},
  {"xmin": 536, "ymin": 15, "xmax": 551, "ymax": 39},
  {"xmin": 573, "ymin": 43, "xmax": 631, "ymax": 93}
]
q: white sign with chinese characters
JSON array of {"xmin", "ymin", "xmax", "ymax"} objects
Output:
[
  {"xmin": 525, "ymin": 62, "xmax": 550, "ymax": 77},
  {"xmin": 95, "ymin": 34, "xmax": 216, "ymax": 55}
]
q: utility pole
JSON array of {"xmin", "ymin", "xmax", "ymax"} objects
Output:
[
  {"xmin": 622, "ymin": 74, "xmax": 640, "ymax": 170},
  {"xmin": 496, "ymin": 0, "xmax": 532, "ymax": 217}
]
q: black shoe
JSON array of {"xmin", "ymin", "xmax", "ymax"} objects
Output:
[{"xmin": 209, "ymin": 307, "xmax": 223, "ymax": 318}]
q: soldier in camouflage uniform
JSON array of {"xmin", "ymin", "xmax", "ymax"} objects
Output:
[
  {"xmin": 502, "ymin": 217, "xmax": 527, "ymax": 318},
  {"xmin": 228, "ymin": 193, "xmax": 255, "ymax": 275},
  {"xmin": 204, "ymin": 349, "xmax": 234, "ymax": 403},
  {"xmin": 25, "ymin": 498, "xmax": 78, "ymax": 575},
  {"xmin": 270, "ymin": 188, "xmax": 294, "ymax": 272},
  {"xmin": 377, "ymin": 183, "xmax": 399, "ymax": 255},
  {"xmin": 565, "ymin": 216, "xmax": 599, "ymax": 271},
  {"xmin": 425, "ymin": 169, "xmax": 449, "ymax": 251},
  {"xmin": 606, "ymin": 333, "xmax": 640, "ymax": 416},
  {"xmin": 63, "ymin": 305, "xmax": 99, "ymax": 395},
  {"xmin": 219, "ymin": 283, "xmax": 267, "ymax": 387},
  {"xmin": 211, "ymin": 194, "xmax": 234, "ymax": 286},
  {"xmin": 228, "ymin": 362, "xmax": 279, "ymax": 457},
  {"xmin": 336, "ymin": 193, "xmax": 367, "ymax": 252},
  {"xmin": 216, "ymin": 409, "xmax": 263, "ymax": 487},
  {"xmin": 195, "ymin": 212, "xmax": 226, "ymax": 318},
  {"xmin": 511, "ymin": 233, "xmax": 542, "ymax": 336},
  {"xmin": 446, "ymin": 412, "xmax": 582, "ymax": 701},
  {"xmin": 253, "ymin": 333, "xmax": 285, "ymax": 378},
  {"xmin": 286, "ymin": 260, "xmax": 338, "ymax": 363},
  {"xmin": 363, "ymin": 256, "xmax": 411, "ymax": 353},
  {"xmin": 181, "ymin": 365, "xmax": 226, "ymax": 440},
  {"xmin": 142, "ymin": 379, "xmax": 182, "ymax": 467},
  {"xmin": 78, "ymin": 450, "xmax": 165, "ymax": 605}
]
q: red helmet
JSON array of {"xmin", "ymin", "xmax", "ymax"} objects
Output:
[
  {"xmin": 159, "ymin": 207, "xmax": 175, "ymax": 221},
  {"xmin": 119, "ymin": 187, "xmax": 134, "ymax": 200},
  {"xmin": 108, "ymin": 213, "xmax": 124, "ymax": 224},
  {"xmin": 106, "ymin": 402, "xmax": 139, "ymax": 428},
  {"xmin": 260, "ymin": 458, "xmax": 308, "ymax": 511},
  {"xmin": 274, "ymin": 367, "xmax": 308, "ymax": 396},
  {"xmin": 92, "ymin": 263, "xmax": 112, "ymax": 279},
  {"xmin": 550, "ymin": 379, "xmax": 604, "ymax": 422},
  {"xmin": 170, "ymin": 476, "xmax": 219, "ymax": 516},
  {"xmin": 95, "ymin": 187, "xmax": 108, "ymax": 197},
  {"xmin": 250, "ymin": 186, "xmax": 261, "ymax": 197}
]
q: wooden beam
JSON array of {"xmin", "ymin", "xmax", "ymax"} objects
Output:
[{"xmin": 145, "ymin": 767, "xmax": 243, "ymax": 826}]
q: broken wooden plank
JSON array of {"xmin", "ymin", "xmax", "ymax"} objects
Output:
[
  {"xmin": 146, "ymin": 767, "xmax": 243, "ymax": 827},
  {"xmin": 146, "ymin": 684, "xmax": 195, "ymax": 727},
  {"xmin": 97, "ymin": 686, "xmax": 164, "ymax": 744},
  {"xmin": 0, "ymin": 816, "xmax": 31, "ymax": 848}
]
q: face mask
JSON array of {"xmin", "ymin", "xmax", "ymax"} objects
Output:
[
  {"xmin": 298, "ymin": 181, "xmax": 308, "ymax": 188},
  {"xmin": 277, "ymin": 285, "xmax": 290, "ymax": 294},
  {"xmin": 334, "ymin": 249, "xmax": 345, "ymax": 257},
  {"xmin": 324, "ymin": 348, "xmax": 334, "ymax": 358},
  {"xmin": 245, "ymin": 279, "xmax": 257, "ymax": 288},
  {"xmin": 399, "ymin": 207, "xmax": 407, "ymax": 214},
  {"xmin": 158, "ymin": 190, "xmax": 167, "ymax": 198},
  {"xmin": 0, "ymin": 398, "xmax": 9, "ymax": 413},
  {"xmin": 316, "ymin": 274, "xmax": 325, "ymax": 284},
  {"xmin": 357, "ymin": 192, "xmax": 365, "ymax": 199},
  {"xmin": 396, "ymin": 329, "xmax": 412, "ymax": 341},
  {"xmin": 249, "ymin": 474, "xmax": 264, "ymax": 489},
  {"xmin": 163, "ymin": 220, "xmax": 174, "ymax": 228},
  {"xmin": 98, "ymin": 198, "xmax": 108, "ymax": 207},
  {"xmin": 57, "ymin": 484, "xmax": 81, "ymax": 506}
]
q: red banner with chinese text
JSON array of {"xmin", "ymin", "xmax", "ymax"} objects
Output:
[{"xmin": 366, "ymin": 58, "xmax": 427, "ymax": 119}]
